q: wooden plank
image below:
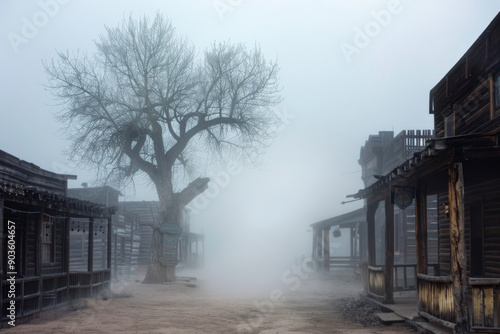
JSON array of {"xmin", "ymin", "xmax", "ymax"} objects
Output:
[
  {"xmin": 415, "ymin": 186, "xmax": 428, "ymax": 279},
  {"xmin": 367, "ymin": 202, "xmax": 378, "ymax": 266},
  {"xmin": 323, "ymin": 227, "xmax": 330, "ymax": 272},
  {"xmin": 384, "ymin": 196, "xmax": 394, "ymax": 304},
  {"xmin": 472, "ymin": 287, "xmax": 483, "ymax": 326},
  {"xmin": 484, "ymin": 287, "xmax": 494, "ymax": 327},
  {"xmin": 375, "ymin": 312, "xmax": 404, "ymax": 324},
  {"xmin": 498, "ymin": 286, "xmax": 500, "ymax": 329}
]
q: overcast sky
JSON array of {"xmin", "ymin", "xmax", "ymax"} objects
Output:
[{"xmin": 1, "ymin": 1, "xmax": 499, "ymax": 278}]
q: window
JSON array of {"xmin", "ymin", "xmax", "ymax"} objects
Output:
[
  {"xmin": 445, "ymin": 113, "xmax": 455, "ymax": 137},
  {"xmin": 42, "ymin": 217, "xmax": 55, "ymax": 263},
  {"xmin": 70, "ymin": 233, "xmax": 85, "ymax": 265}
]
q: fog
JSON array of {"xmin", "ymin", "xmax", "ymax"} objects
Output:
[{"xmin": 1, "ymin": 1, "xmax": 500, "ymax": 295}]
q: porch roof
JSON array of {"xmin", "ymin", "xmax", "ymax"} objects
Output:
[
  {"xmin": 310, "ymin": 207, "xmax": 365, "ymax": 229},
  {"xmin": 347, "ymin": 132, "xmax": 500, "ymax": 201}
]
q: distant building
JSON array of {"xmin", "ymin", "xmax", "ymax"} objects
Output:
[
  {"xmin": 122, "ymin": 201, "xmax": 204, "ymax": 269},
  {"xmin": 68, "ymin": 187, "xmax": 141, "ymax": 281}
]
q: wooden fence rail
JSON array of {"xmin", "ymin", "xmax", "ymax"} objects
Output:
[{"xmin": 417, "ymin": 273, "xmax": 455, "ymax": 329}]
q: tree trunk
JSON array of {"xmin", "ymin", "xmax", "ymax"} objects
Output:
[
  {"xmin": 448, "ymin": 162, "xmax": 469, "ymax": 333},
  {"xmin": 143, "ymin": 176, "xmax": 210, "ymax": 284},
  {"xmin": 142, "ymin": 228, "xmax": 166, "ymax": 284}
]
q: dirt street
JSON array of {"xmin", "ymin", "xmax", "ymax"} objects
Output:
[{"xmin": 4, "ymin": 270, "xmax": 417, "ymax": 334}]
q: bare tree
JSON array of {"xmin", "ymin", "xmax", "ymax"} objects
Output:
[{"xmin": 44, "ymin": 14, "xmax": 282, "ymax": 283}]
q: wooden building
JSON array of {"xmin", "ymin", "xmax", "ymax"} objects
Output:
[
  {"xmin": 312, "ymin": 130, "xmax": 435, "ymax": 279},
  {"xmin": 122, "ymin": 201, "xmax": 204, "ymax": 269},
  {"xmin": 349, "ymin": 12, "xmax": 500, "ymax": 333},
  {"xmin": 0, "ymin": 150, "xmax": 112, "ymax": 326},
  {"xmin": 68, "ymin": 187, "xmax": 141, "ymax": 281},
  {"xmin": 310, "ymin": 208, "xmax": 365, "ymax": 274}
]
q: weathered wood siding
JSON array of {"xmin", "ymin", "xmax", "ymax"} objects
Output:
[
  {"xmin": 111, "ymin": 210, "xmax": 140, "ymax": 279},
  {"xmin": 436, "ymin": 165, "xmax": 500, "ymax": 278},
  {"xmin": 121, "ymin": 201, "xmax": 159, "ymax": 266},
  {"xmin": 431, "ymin": 13, "xmax": 500, "ymax": 138}
]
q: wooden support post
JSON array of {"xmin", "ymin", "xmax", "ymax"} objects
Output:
[
  {"xmin": 323, "ymin": 227, "xmax": 330, "ymax": 272},
  {"xmin": 201, "ymin": 236, "xmax": 205, "ymax": 265},
  {"xmin": 64, "ymin": 214, "xmax": 71, "ymax": 302},
  {"xmin": 448, "ymin": 162, "xmax": 470, "ymax": 333},
  {"xmin": 107, "ymin": 217, "xmax": 112, "ymax": 271},
  {"xmin": 88, "ymin": 218, "xmax": 94, "ymax": 273},
  {"xmin": 354, "ymin": 223, "xmax": 359, "ymax": 262},
  {"xmin": 314, "ymin": 228, "xmax": 323, "ymax": 271},
  {"xmin": 415, "ymin": 186, "xmax": 428, "ymax": 277},
  {"xmin": 367, "ymin": 201, "xmax": 378, "ymax": 266},
  {"xmin": 384, "ymin": 197, "xmax": 394, "ymax": 304},
  {"xmin": 312, "ymin": 228, "xmax": 317, "ymax": 263},
  {"xmin": 0, "ymin": 197, "xmax": 3, "ymax": 319}
]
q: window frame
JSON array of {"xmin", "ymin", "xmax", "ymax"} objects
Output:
[{"xmin": 42, "ymin": 217, "xmax": 56, "ymax": 264}]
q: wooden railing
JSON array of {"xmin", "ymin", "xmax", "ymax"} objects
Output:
[
  {"xmin": 417, "ymin": 273, "xmax": 455, "ymax": 329},
  {"xmin": 368, "ymin": 266, "xmax": 385, "ymax": 298},
  {"xmin": 469, "ymin": 278, "xmax": 500, "ymax": 331},
  {"xmin": 394, "ymin": 264, "xmax": 439, "ymax": 291},
  {"xmin": 1, "ymin": 276, "xmax": 41, "ymax": 321},
  {"xmin": 367, "ymin": 264, "xmax": 439, "ymax": 298},
  {"xmin": 69, "ymin": 269, "xmax": 110, "ymax": 300}
]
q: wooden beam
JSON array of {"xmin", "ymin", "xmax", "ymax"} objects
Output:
[
  {"xmin": 415, "ymin": 186, "xmax": 428, "ymax": 276},
  {"xmin": 312, "ymin": 228, "xmax": 317, "ymax": 263},
  {"xmin": 323, "ymin": 227, "xmax": 330, "ymax": 272},
  {"xmin": 448, "ymin": 162, "xmax": 470, "ymax": 333},
  {"xmin": 367, "ymin": 201, "xmax": 378, "ymax": 266},
  {"xmin": 384, "ymin": 197, "xmax": 394, "ymax": 304},
  {"xmin": 0, "ymin": 197, "xmax": 3, "ymax": 319},
  {"xmin": 316, "ymin": 228, "xmax": 323, "ymax": 271},
  {"xmin": 64, "ymin": 214, "xmax": 70, "ymax": 303},
  {"xmin": 88, "ymin": 218, "xmax": 94, "ymax": 273},
  {"xmin": 107, "ymin": 217, "xmax": 112, "ymax": 271}
]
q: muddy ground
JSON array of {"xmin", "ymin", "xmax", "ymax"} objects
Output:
[{"xmin": 5, "ymin": 269, "xmax": 417, "ymax": 334}]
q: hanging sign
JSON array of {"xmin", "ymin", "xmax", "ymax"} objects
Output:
[
  {"xmin": 160, "ymin": 234, "xmax": 180, "ymax": 267},
  {"xmin": 391, "ymin": 186, "xmax": 414, "ymax": 210},
  {"xmin": 159, "ymin": 222, "xmax": 183, "ymax": 235}
]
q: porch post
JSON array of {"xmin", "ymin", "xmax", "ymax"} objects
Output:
[
  {"xmin": 107, "ymin": 217, "xmax": 112, "ymax": 271},
  {"xmin": 323, "ymin": 227, "xmax": 330, "ymax": 272},
  {"xmin": 0, "ymin": 197, "xmax": 3, "ymax": 318},
  {"xmin": 415, "ymin": 186, "xmax": 428, "ymax": 277},
  {"xmin": 366, "ymin": 201, "xmax": 378, "ymax": 266},
  {"xmin": 88, "ymin": 218, "xmax": 94, "ymax": 273},
  {"xmin": 384, "ymin": 196, "xmax": 394, "ymax": 304},
  {"xmin": 448, "ymin": 162, "xmax": 469, "ymax": 333},
  {"xmin": 315, "ymin": 228, "xmax": 323, "ymax": 271},
  {"xmin": 311, "ymin": 227, "xmax": 316, "ymax": 262}
]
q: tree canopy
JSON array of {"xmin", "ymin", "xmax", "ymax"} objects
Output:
[{"xmin": 44, "ymin": 13, "xmax": 282, "ymax": 283}]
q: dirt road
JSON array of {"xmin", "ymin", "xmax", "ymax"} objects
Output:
[{"xmin": 5, "ymin": 270, "xmax": 416, "ymax": 334}]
